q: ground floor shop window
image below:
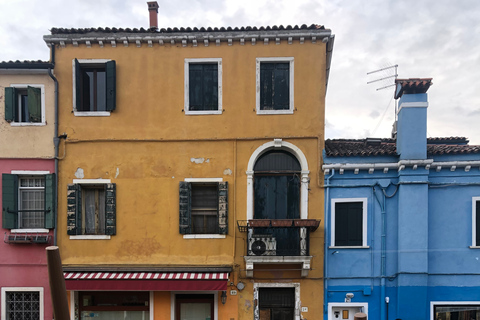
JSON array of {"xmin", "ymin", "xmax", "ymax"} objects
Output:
[
  {"xmin": 435, "ymin": 305, "xmax": 480, "ymax": 320},
  {"xmin": 78, "ymin": 291, "xmax": 149, "ymax": 320},
  {"xmin": 1, "ymin": 287, "xmax": 43, "ymax": 320},
  {"xmin": 175, "ymin": 294, "xmax": 214, "ymax": 320}
]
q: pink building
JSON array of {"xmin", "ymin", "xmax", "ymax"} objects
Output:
[{"xmin": 1, "ymin": 61, "xmax": 56, "ymax": 320}]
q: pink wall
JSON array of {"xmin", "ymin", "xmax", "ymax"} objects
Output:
[{"xmin": 1, "ymin": 158, "xmax": 55, "ymax": 320}]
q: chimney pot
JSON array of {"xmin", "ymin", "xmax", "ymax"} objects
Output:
[{"xmin": 147, "ymin": 1, "xmax": 159, "ymax": 29}]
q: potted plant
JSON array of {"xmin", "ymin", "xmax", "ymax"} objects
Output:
[{"xmin": 294, "ymin": 219, "xmax": 320, "ymax": 227}]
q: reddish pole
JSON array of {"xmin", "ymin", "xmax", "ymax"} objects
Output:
[
  {"xmin": 354, "ymin": 313, "xmax": 367, "ymax": 320},
  {"xmin": 46, "ymin": 246, "xmax": 70, "ymax": 320}
]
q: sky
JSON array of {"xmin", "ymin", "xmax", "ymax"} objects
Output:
[{"xmin": 1, "ymin": 0, "xmax": 479, "ymax": 143}]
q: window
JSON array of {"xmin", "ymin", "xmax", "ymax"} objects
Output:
[
  {"xmin": 2, "ymin": 173, "xmax": 55, "ymax": 229},
  {"xmin": 78, "ymin": 291, "xmax": 149, "ymax": 319},
  {"xmin": 434, "ymin": 304, "xmax": 480, "ymax": 320},
  {"xmin": 184, "ymin": 58, "xmax": 222, "ymax": 115},
  {"xmin": 254, "ymin": 283, "xmax": 300, "ymax": 320},
  {"xmin": 1, "ymin": 287, "xmax": 44, "ymax": 320},
  {"xmin": 67, "ymin": 180, "xmax": 116, "ymax": 237},
  {"xmin": 73, "ymin": 59, "xmax": 116, "ymax": 116},
  {"xmin": 4, "ymin": 85, "xmax": 45, "ymax": 124},
  {"xmin": 331, "ymin": 199, "xmax": 368, "ymax": 247},
  {"xmin": 472, "ymin": 197, "xmax": 480, "ymax": 247},
  {"xmin": 179, "ymin": 179, "xmax": 228, "ymax": 236},
  {"xmin": 175, "ymin": 294, "xmax": 214, "ymax": 320},
  {"xmin": 256, "ymin": 57, "xmax": 294, "ymax": 114}
]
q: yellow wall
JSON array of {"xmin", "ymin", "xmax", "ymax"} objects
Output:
[
  {"xmin": 54, "ymin": 36, "xmax": 326, "ymax": 319},
  {"xmin": 0, "ymin": 72, "xmax": 55, "ymax": 158}
]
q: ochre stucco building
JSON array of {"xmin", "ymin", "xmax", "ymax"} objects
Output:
[{"xmin": 43, "ymin": 6, "xmax": 334, "ymax": 319}]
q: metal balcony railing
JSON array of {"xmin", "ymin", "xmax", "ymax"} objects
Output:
[{"xmin": 237, "ymin": 219, "xmax": 320, "ymax": 257}]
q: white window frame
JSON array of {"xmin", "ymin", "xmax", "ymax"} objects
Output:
[
  {"xmin": 253, "ymin": 283, "xmax": 300, "ymax": 320},
  {"xmin": 9, "ymin": 84, "xmax": 46, "ymax": 126},
  {"xmin": 183, "ymin": 177, "xmax": 226, "ymax": 239},
  {"xmin": 171, "ymin": 291, "xmax": 218, "ymax": 320},
  {"xmin": 69, "ymin": 178, "xmax": 112, "ymax": 240},
  {"xmin": 472, "ymin": 197, "xmax": 480, "ymax": 248},
  {"xmin": 184, "ymin": 58, "xmax": 223, "ymax": 115},
  {"xmin": 430, "ymin": 301, "xmax": 480, "ymax": 320},
  {"xmin": 330, "ymin": 198, "xmax": 368, "ymax": 248},
  {"xmin": 328, "ymin": 302, "xmax": 368, "ymax": 320},
  {"xmin": 72, "ymin": 59, "xmax": 112, "ymax": 117},
  {"xmin": 256, "ymin": 57, "xmax": 294, "ymax": 115},
  {"xmin": 246, "ymin": 139, "xmax": 309, "ymax": 220},
  {"xmin": 1, "ymin": 287, "xmax": 44, "ymax": 320},
  {"xmin": 10, "ymin": 170, "xmax": 50, "ymax": 233}
]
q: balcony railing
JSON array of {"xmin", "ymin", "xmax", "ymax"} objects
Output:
[{"xmin": 237, "ymin": 219, "xmax": 320, "ymax": 257}]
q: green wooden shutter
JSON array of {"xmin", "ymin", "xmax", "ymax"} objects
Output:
[
  {"xmin": 218, "ymin": 181, "xmax": 228, "ymax": 235},
  {"xmin": 67, "ymin": 184, "xmax": 81, "ymax": 235},
  {"xmin": 105, "ymin": 60, "xmax": 116, "ymax": 111},
  {"xmin": 74, "ymin": 58, "xmax": 82, "ymax": 111},
  {"xmin": 105, "ymin": 183, "xmax": 116, "ymax": 235},
  {"xmin": 27, "ymin": 86, "xmax": 42, "ymax": 122},
  {"xmin": 2, "ymin": 174, "xmax": 18, "ymax": 229},
  {"xmin": 179, "ymin": 181, "xmax": 192, "ymax": 234},
  {"xmin": 44, "ymin": 174, "xmax": 55, "ymax": 228},
  {"xmin": 4, "ymin": 87, "xmax": 16, "ymax": 122}
]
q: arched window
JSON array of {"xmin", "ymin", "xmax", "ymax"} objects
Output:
[{"xmin": 253, "ymin": 150, "xmax": 301, "ymax": 220}]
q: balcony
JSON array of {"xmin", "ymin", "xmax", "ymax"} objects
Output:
[{"xmin": 237, "ymin": 219, "xmax": 320, "ymax": 277}]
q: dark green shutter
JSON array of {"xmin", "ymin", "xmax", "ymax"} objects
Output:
[
  {"xmin": 189, "ymin": 64, "xmax": 218, "ymax": 111},
  {"xmin": 179, "ymin": 181, "xmax": 192, "ymax": 234},
  {"xmin": 105, "ymin": 60, "xmax": 116, "ymax": 111},
  {"xmin": 4, "ymin": 87, "xmax": 16, "ymax": 122},
  {"xmin": 67, "ymin": 184, "xmax": 81, "ymax": 235},
  {"xmin": 74, "ymin": 58, "xmax": 82, "ymax": 111},
  {"xmin": 260, "ymin": 62, "xmax": 289, "ymax": 110},
  {"xmin": 105, "ymin": 183, "xmax": 116, "ymax": 235},
  {"xmin": 27, "ymin": 86, "xmax": 42, "ymax": 122},
  {"xmin": 44, "ymin": 174, "xmax": 55, "ymax": 228},
  {"xmin": 2, "ymin": 174, "xmax": 18, "ymax": 229},
  {"xmin": 335, "ymin": 202, "xmax": 363, "ymax": 246},
  {"xmin": 218, "ymin": 182, "xmax": 228, "ymax": 235}
]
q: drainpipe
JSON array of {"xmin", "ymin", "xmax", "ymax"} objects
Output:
[
  {"xmin": 47, "ymin": 43, "xmax": 59, "ymax": 246},
  {"xmin": 324, "ymin": 168, "xmax": 335, "ymax": 317},
  {"xmin": 373, "ymin": 185, "xmax": 387, "ymax": 320}
]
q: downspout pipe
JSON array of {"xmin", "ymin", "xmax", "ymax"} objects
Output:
[
  {"xmin": 373, "ymin": 185, "xmax": 388, "ymax": 320},
  {"xmin": 47, "ymin": 43, "xmax": 59, "ymax": 246},
  {"xmin": 324, "ymin": 168, "xmax": 335, "ymax": 317}
]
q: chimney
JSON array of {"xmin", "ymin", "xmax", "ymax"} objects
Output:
[
  {"xmin": 147, "ymin": 1, "xmax": 159, "ymax": 29},
  {"xmin": 394, "ymin": 78, "xmax": 433, "ymax": 160}
]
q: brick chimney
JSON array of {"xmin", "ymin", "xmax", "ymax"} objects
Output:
[{"xmin": 147, "ymin": 1, "xmax": 159, "ymax": 29}]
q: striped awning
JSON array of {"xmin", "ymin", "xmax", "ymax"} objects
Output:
[{"xmin": 64, "ymin": 272, "xmax": 229, "ymax": 291}]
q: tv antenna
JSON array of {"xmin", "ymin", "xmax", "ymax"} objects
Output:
[{"xmin": 367, "ymin": 64, "xmax": 398, "ymax": 136}]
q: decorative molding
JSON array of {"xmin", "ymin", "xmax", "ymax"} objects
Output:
[
  {"xmin": 136, "ymin": 40, "xmax": 141, "ymax": 47},
  {"xmin": 204, "ymin": 39, "xmax": 209, "ymax": 47},
  {"xmin": 216, "ymin": 39, "xmax": 220, "ymax": 46},
  {"xmin": 98, "ymin": 40, "xmax": 104, "ymax": 48},
  {"xmin": 73, "ymin": 41, "xmax": 78, "ymax": 47},
  {"xmin": 111, "ymin": 40, "xmax": 116, "ymax": 47},
  {"xmin": 300, "ymin": 37, "xmax": 304, "ymax": 44},
  {"xmin": 86, "ymin": 40, "xmax": 91, "ymax": 48},
  {"xmin": 264, "ymin": 38, "xmax": 269, "ymax": 45},
  {"xmin": 228, "ymin": 38, "xmax": 232, "ymax": 46},
  {"xmin": 311, "ymin": 36, "xmax": 316, "ymax": 43},
  {"xmin": 245, "ymin": 256, "xmax": 312, "ymax": 277},
  {"xmin": 276, "ymin": 37, "xmax": 280, "ymax": 45},
  {"xmin": 60, "ymin": 41, "xmax": 66, "ymax": 48},
  {"xmin": 182, "ymin": 39, "xmax": 187, "ymax": 47},
  {"xmin": 251, "ymin": 38, "xmax": 256, "ymax": 45},
  {"xmin": 288, "ymin": 37, "xmax": 292, "ymax": 44},
  {"xmin": 240, "ymin": 38, "xmax": 245, "ymax": 45},
  {"xmin": 123, "ymin": 40, "xmax": 128, "ymax": 47},
  {"xmin": 148, "ymin": 40, "xmax": 152, "ymax": 47}
]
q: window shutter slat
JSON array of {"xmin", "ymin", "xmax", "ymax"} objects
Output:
[
  {"xmin": 105, "ymin": 60, "xmax": 116, "ymax": 111},
  {"xmin": 27, "ymin": 86, "xmax": 42, "ymax": 122},
  {"xmin": 44, "ymin": 174, "xmax": 56, "ymax": 229},
  {"xmin": 179, "ymin": 181, "xmax": 192, "ymax": 234},
  {"xmin": 67, "ymin": 184, "xmax": 81, "ymax": 235},
  {"xmin": 4, "ymin": 87, "xmax": 16, "ymax": 122},
  {"xmin": 2, "ymin": 174, "xmax": 18, "ymax": 229},
  {"xmin": 218, "ymin": 182, "xmax": 228, "ymax": 235},
  {"xmin": 105, "ymin": 183, "xmax": 116, "ymax": 235},
  {"xmin": 74, "ymin": 58, "xmax": 82, "ymax": 111}
]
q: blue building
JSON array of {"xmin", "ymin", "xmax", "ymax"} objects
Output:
[{"xmin": 323, "ymin": 78, "xmax": 480, "ymax": 320}]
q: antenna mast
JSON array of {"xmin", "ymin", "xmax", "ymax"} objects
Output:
[{"xmin": 367, "ymin": 64, "xmax": 398, "ymax": 115}]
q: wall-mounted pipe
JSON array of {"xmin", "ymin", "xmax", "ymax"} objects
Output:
[{"xmin": 324, "ymin": 169, "xmax": 335, "ymax": 317}]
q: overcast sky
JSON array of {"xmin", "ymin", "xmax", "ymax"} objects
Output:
[{"xmin": 1, "ymin": 0, "xmax": 479, "ymax": 143}]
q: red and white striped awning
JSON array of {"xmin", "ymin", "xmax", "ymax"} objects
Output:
[{"xmin": 64, "ymin": 272, "xmax": 229, "ymax": 291}]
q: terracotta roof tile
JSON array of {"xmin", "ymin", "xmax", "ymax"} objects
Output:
[
  {"xmin": 394, "ymin": 78, "xmax": 433, "ymax": 99},
  {"xmin": 49, "ymin": 24, "xmax": 325, "ymax": 35},
  {"xmin": 325, "ymin": 137, "xmax": 480, "ymax": 157}
]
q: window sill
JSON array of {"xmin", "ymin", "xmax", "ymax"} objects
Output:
[
  {"xmin": 469, "ymin": 246, "xmax": 480, "ymax": 249},
  {"xmin": 11, "ymin": 228, "xmax": 49, "ymax": 233},
  {"xmin": 329, "ymin": 246, "xmax": 370, "ymax": 249},
  {"xmin": 10, "ymin": 122, "xmax": 46, "ymax": 126},
  {"xmin": 69, "ymin": 235, "xmax": 111, "ymax": 240},
  {"xmin": 256, "ymin": 109, "xmax": 294, "ymax": 115},
  {"xmin": 74, "ymin": 111, "xmax": 111, "ymax": 117},
  {"xmin": 184, "ymin": 110, "xmax": 223, "ymax": 115},
  {"xmin": 183, "ymin": 234, "xmax": 226, "ymax": 239}
]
